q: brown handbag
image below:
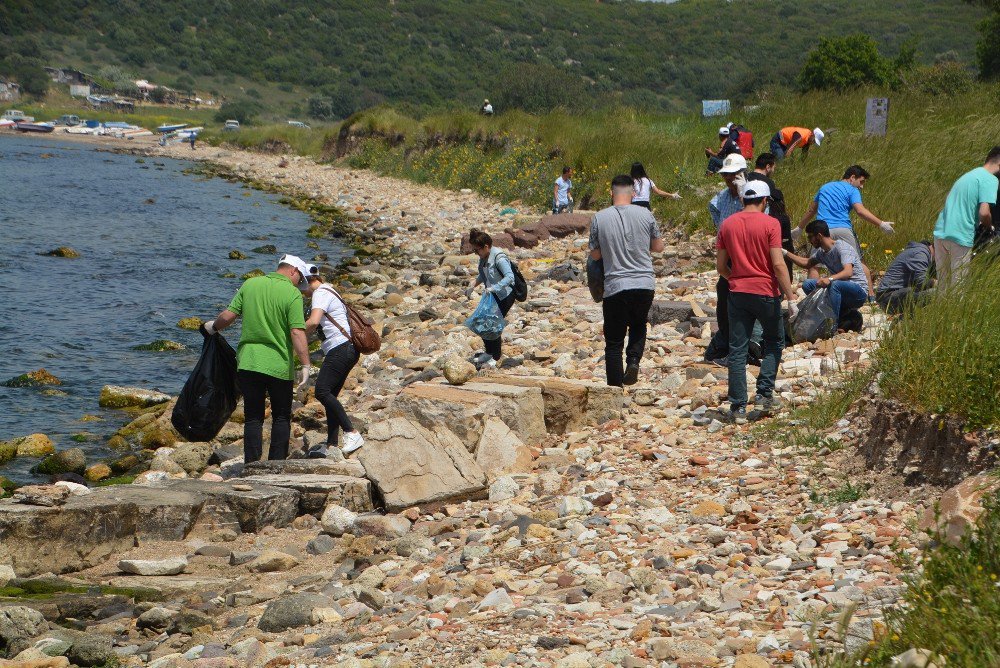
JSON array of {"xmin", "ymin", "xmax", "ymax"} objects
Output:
[{"xmin": 316, "ymin": 287, "xmax": 381, "ymax": 355}]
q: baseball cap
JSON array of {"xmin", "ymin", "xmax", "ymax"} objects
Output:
[
  {"xmin": 718, "ymin": 126, "xmax": 730, "ymax": 136},
  {"xmin": 718, "ymin": 153, "xmax": 747, "ymax": 174},
  {"xmin": 740, "ymin": 180, "xmax": 771, "ymax": 199},
  {"xmin": 813, "ymin": 128, "xmax": 825, "ymax": 145},
  {"xmin": 304, "ymin": 263, "xmax": 321, "ymax": 281},
  {"xmin": 278, "ymin": 253, "xmax": 310, "ymax": 288}
]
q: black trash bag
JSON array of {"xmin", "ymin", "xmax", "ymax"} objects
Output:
[
  {"xmin": 789, "ymin": 287, "xmax": 837, "ymax": 344},
  {"xmin": 171, "ymin": 325, "xmax": 241, "ymax": 441},
  {"xmin": 586, "ymin": 257, "xmax": 605, "ymax": 303}
]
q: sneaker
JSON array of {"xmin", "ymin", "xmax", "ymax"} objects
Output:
[
  {"xmin": 727, "ymin": 407, "xmax": 748, "ymax": 425},
  {"xmin": 753, "ymin": 394, "xmax": 782, "ymax": 413},
  {"xmin": 711, "ymin": 356, "xmax": 729, "ymax": 368},
  {"xmin": 471, "ymin": 352, "xmax": 492, "ymax": 364},
  {"xmin": 482, "ymin": 357, "xmax": 497, "ymax": 370},
  {"xmin": 342, "ymin": 432, "xmax": 365, "ymax": 454},
  {"xmin": 623, "ymin": 363, "xmax": 640, "ymax": 386}
]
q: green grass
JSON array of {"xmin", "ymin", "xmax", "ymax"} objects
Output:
[{"xmin": 200, "ymin": 122, "xmax": 336, "ymax": 158}]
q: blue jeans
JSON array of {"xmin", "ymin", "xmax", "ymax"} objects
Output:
[
  {"xmin": 728, "ymin": 292, "xmax": 784, "ymax": 410},
  {"xmin": 770, "ymin": 134, "xmax": 786, "ymax": 160},
  {"xmin": 803, "ymin": 279, "xmax": 867, "ymax": 319}
]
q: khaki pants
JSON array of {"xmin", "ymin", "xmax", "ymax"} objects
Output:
[{"xmin": 934, "ymin": 238, "xmax": 972, "ymax": 289}]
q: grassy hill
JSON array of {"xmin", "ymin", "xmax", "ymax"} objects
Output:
[{"xmin": 0, "ymin": 0, "xmax": 987, "ymax": 117}]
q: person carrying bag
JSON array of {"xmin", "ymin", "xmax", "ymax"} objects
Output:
[{"xmin": 464, "ymin": 228, "xmax": 518, "ymax": 369}]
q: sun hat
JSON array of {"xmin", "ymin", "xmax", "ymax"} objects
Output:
[
  {"xmin": 813, "ymin": 128, "xmax": 825, "ymax": 145},
  {"xmin": 740, "ymin": 180, "xmax": 771, "ymax": 199},
  {"xmin": 718, "ymin": 126, "xmax": 730, "ymax": 136},
  {"xmin": 718, "ymin": 153, "xmax": 747, "ymax": 174},
  {"xmin": 278, "ymin": 253, "xmax": 310, "ymax": 288}
]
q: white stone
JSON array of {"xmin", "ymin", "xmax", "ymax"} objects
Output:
[
  {"xmin": 765, "ymin": 556, "xmax": 792, "ymax": 572},
  {"xmin": 118, "ymin": 556, "xmax": 188, "ymax": 576},
  {"xmin": 558, "ymin": 496, "xmax": 594, "ymax": 517},
  {"xmin": 321, "ymin": 504, "xmax": 358, "ymax": 536},
  {"xmin": 477, "ymin": 588, "xmax": 514, "ymax": 612},
  {"xmin": 488, "ymin": 476, "xmax": 520, "ymax": 502},
  {"xmin": 53, "ymin": 481, "xmax": 91, "ymax": 496},
  {"xmin": 0, "ymin": 564, "xmax": 15, "ymax": 586}
]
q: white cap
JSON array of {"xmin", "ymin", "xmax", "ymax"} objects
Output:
[
  {"xmin": 278, "ymin": 253, "xmax": 310, "ymax": 288},
  {"xmin": 718, "ymin": 153, "xmax": 747, "ymax": 174},
  {"xmin": 304, "ymin": 263, "xmax": 321, "ymax": 281},
  {"xmin": 813, "ymin": 128, "xmax": 825, "ymax": 145},
  {"xmin": 718, "ymin": 126, "xmax": 730, "ymax": 136},
  {"xmin": 740, "ymin": 180, "xmax": 771, "ymax": 199}
]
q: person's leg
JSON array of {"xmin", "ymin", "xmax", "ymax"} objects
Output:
[
  {"xmin": 602, "ymin": 292, "xmax": 628, "ymax": 387},
  {"xmin": 624, "ymin": 289, "xmax": 655, "ymax": 368},
  {"xmin": 826, "ymin": 280, "xmax": 844, "ymax": 319},
  {"xmin": 726, "ymin": 292, "xmax": 755, "ymax": 412},
  {"xmin": 933, "ymin": 239, "xmax": 952, "ymax": 288},
  {"xmin": 707, "ymin": 156, "xmax": 723, "ymax": 173},
  {"xmin": 483, "ymin": 293, "xmax": 515, "ymax": 361},
  {"xmin": 314, "ymin": 343, "xmax": 360, "ymax": 449},
  {"xmin": 753, "ymin": 296, "xmax": 785, "ymax": 400},
  {"xmin": 770, "ymin": 135, "xmax": 785, "ymax": 160},
  {"xmin": 238, "ymin": 370, "xmax": 266, "ymax": 463},
  {"xmin": 802, "ymin": 279, "xmax": 818, "ymax": 296},
  {"xmin": 714, "ymin": 277, "xmax": 730, "ymax": 359},
  {"xmin": 265, "ymin": 374, "xmax": 293, "ymax": 461},
  {"xmin": 836, "ymin": 280, "xmax": 868, "ymax": 313},
  {"xmin": 950, "ymin": 241, "xmax": 973, "ymax": 285},
  {"xmin": 876, "ymin": 288, "xmax": 913, "ymax": 314}
]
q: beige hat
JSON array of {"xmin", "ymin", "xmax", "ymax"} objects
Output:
[{"xmin": 718, "ymin": 153, "xmax": 747, "ymax": 174}]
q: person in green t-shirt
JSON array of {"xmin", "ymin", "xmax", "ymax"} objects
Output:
[
  {"xmin": 204, "ymin": 255, "xmax": 312, "ymax": 462},
  {"xmin": 933, "ymin": 146, "xmax": 1000, "ymax": 288}
]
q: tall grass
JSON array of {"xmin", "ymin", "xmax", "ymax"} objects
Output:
[
  {"xmin": 200, "ymin": 123, "xmax": 336, "ymax": 158},
  {"xmin": 875, "ymin": 260, "xmax": 1000, "ymax": 429}
]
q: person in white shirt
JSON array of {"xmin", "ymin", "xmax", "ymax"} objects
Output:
[
  {"xmin": 481, "ymin": 99, "xmax": 494, "ymax": 115},
  {"xmin": 553, "ymin": 166, "xmax": 574, "ymax": 214},
  {"xmin": 303, "ymin": 266, "xmax": 364, "ymax": 457},
  {"xmin": 630, "ymin": 162, "xmax": 680, "ymax": 209}
]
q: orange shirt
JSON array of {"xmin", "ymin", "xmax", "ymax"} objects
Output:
[{"xmin": 780, "ymin": 127, "xmax": 812, "ymax": 148}]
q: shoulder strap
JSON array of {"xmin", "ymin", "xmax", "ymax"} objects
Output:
[{"xmin": 315, "ymin": 286, "xmax": 351, "ymax": 338}]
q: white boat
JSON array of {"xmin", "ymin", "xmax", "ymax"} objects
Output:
[{"xmin": 64, "ymin": 126, "xmax": 99, "ymax": 135}]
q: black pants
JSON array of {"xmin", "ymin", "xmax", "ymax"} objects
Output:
[
  {"xmin": 483, "ymin": 292, "xmax": 516, "ymax": 360},
  {"xmin": 633, "ymin": 201, "xmax": 651, "ymax": 209},
  {"xmin": 238, "ymin": 369, "xmax": 293, "ymax": 463},
  {"xmin": 601, "ymin": 288, "xmax": 654, "ymax": 387},
  {"xmin": 705, "ymin": 276, "xmax": 730, "ymax": 360},
  {"xmin": 315, "ymin": 342, "xmax": 359, "ymax": 446}
]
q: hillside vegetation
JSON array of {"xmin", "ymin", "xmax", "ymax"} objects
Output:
[{"xmin": 0, "ymin": 0, "xmax": 986, "ymax": 116}]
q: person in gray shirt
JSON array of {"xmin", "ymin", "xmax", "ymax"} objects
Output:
[
  {"xmin": 876, "ymin": 240, "xmax": 935, "ymax": 314},
  {"xmin": 589, "ymin": 174, "xmax": 664, "ymax": 387},
  {"xmin": 785, "ymin": 219, "xmax": 869, "ymax": 324}
]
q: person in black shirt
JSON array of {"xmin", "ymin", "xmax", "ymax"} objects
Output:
[
  {"xmin": 745, "ymin": 153, "xmax": 794, "ymax": 277},
  {"xmin": 706, "ymin": 126, "xmax": 741, "ymax": 174}
]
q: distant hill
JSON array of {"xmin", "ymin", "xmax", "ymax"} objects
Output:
[{"xmin": 0, "ymin": 0, "xmax": 986, "ymax": 115}]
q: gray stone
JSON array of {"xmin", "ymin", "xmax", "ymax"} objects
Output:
[
  {"xmin": 474, "ymin": 376, "xmax": 622, "ymax": 434},
  {"xmin": 648, "ymin": 300, "xmax": 695, "ymax": 325},
  {"xmin": 307, "ymin": 534, "xmax": 336, "ymax": 555},
  {"xmin": 489, "ymin": 475, "xmax": 520, "ymax": 502},
  {"xmin": 352, "ymin": 513, "xmax": 411, "ymax": 538},
  {"xmin": 245, "ymin": 474, "xmax": 374, "ymax": 515},
  {"xmin": 0, "ymin": 605, "xmax": 47, "ymax": 655},
  {"xmin": 247, "ymin": 550, "xmax": 299, "ymax": 573},
  {"xmin": 119, "ymin": 556, "xmax": 188, "ymax": 576},
  {"xmin": 242, "ymin": 457, "xmax": 366, "ymax": 479},
  {"xmin": 258, "ymin": 593, "xmax": 332, "ymax": 632},
  {"xmin": 169, "ymin": 442, "xmax": 213, "ymax": 475},
  {"xmin": 137, "ymin": 606, "xmax": 177, "ymax": 631},
  {"xmin": 68, "ymin": 633, "xmax": 114, "ymax": 667},
  {"xmin": 98, "ymin": 385, "xmax": 171, "ymax": 409}
]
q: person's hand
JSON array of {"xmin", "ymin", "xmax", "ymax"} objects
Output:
[
  {"xmin": 485, "ymin": 285, "xmax": 496, "ymax": 294},
  {"xmin": 818, "ymin": 277, "xmax": 831, "ymax": 288},
  {"xmin": 787, "ymin": 301, "xmax": 799, "ymax": 320},
  {"xmin": 879, "ymin": 221, "xmax": 895, "ymax": 235},
  {"xmin": 295, "ymin": 365, "xmax": 311, "ymax": 391},
  {"xmin": 203, "ymin": 320, "xmax": 216, "ymax": 335},
  {"xmin": 670, "ymin": 192, "xmax": 682, "ymax": 200},
  {"xmin": 791, "ymin": 228, "xmax": 803, "ymax": 244}
]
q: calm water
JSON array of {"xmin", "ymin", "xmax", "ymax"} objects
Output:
[{"xmin": 0, "ymin": 135, "xmax": 349, "ymax": 482}]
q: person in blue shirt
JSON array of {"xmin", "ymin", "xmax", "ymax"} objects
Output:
[
  {"xmin": 793, "ymin": 165, "xmax": 894, "ymax": 298},
  {"xmin": 465, "ymin": 228, "xmax": 516, "ymax": 369}
]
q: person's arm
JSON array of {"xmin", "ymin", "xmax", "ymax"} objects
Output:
[
  {"xmin": 978, "ymin": 201, "xmax": 993, "ymax": 229},
  {"xmin": 651, "ymin": 184, "xmax": 681, "ymax": 199},
  {"xmin": 305, "ymin": 307, "xmax": 325, "ymax": 336},
  {"xmin": 651, "ymin": 238, "xmax": 664, "ymax": 253},
  {"xmin": 648, "ymin": 214, "xmax": 664, "ymax": 252},
  {"xmin": 852, "ymin": 202, "xmax": 894, "ymax": 232},
  {"xmin": 491, "ymin": 253, "xmax": 515, "ymax": 292},
  {"xmin": 770, "ymin": 248, "xmax": 796, "ymax": 301},
  {"xmin": 709, "ymin": 195, "xmax": 722, "ymax": 230},
  {"xmin": 290, "ymin": 328, "xmax": 310, "ymax": 368},
  {"xmin": 784, "ymin": 132, "xmax": 803, "ymax": 157},
  {"xmin": 588, "ymin": 216, "xmax": 601, "ymax": 260},
  {"xmin": 553, "ymin": 182, "xmax": 560, "ymax": 204},
  {"xmin": 797, "ymin": 201, "xmax": 818, "ymax": 232},
  {"xmin": 716, "ymin": 248, "xmax": 731, "ymax": 280},
  {"xmin": 206, "ymin": 309, "xmax": 238, "ymax": 334},
  {"xmin": 782, "ymin": 249, "xmax": 815, "ymax": 270}
]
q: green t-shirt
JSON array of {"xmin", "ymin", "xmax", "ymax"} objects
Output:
[
  {"xmin": 227, "ymin": 272, "xmax": 306, "ymax": 381},
  {"xmin": 934, "ymin": 167, "xmax": 999, "ymax": 248}
]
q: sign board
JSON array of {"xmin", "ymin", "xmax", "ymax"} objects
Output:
[
  {"xmin": 702, "ymin": 99, "xmax": 731, "ymax": 118},
  {"xmin": 865, "ymin": 97, "xmax": 889, "ymax": 137}
]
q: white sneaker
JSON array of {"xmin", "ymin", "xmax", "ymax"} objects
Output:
[{"xmin": 342, "ymin": 432, "xmax": 365, "ymax": 454}]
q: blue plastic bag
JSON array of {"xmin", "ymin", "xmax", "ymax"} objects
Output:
[{"xmin": 465, "ymin": 292, "xmax": 506, "ymax": 340}]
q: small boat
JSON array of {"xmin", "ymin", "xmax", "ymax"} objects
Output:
[
  {"xmin": 15, "ymin": 122, "xmax": 55, "ymax": 133},
  {"xmin": 157, "ymin": 123, "xmax": 188, "ymax": 133}
]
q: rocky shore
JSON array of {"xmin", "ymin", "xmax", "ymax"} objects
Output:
[{"xmin": 0, "ymin": 139, "xmax": 984, "ymax": 668}]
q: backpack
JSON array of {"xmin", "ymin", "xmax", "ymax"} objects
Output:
[
  {"xmin": 496, "ymin": 251, "xmax": 528, "ymax": 302},
  {"xmin": 316, "ymin": 286, "xmax": 381, "ymax": 355},
  {"xmin": 733, "ymin": 125, "xmax": 754, "ymax": 160}
]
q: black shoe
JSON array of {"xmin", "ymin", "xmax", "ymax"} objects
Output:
[
  {"xmin": 623, "ymin": 363, "xmax": 640, "ymax": 386},
  {"xmin": 307, "ymin": 448, "xmax": 329, "ymax": 459},
  {"xmin": 711, "ymin": 356, "xmax": 729, "ymax": 368},
  {"xmin": 726, "ymin": 407, "xmax": 748, "ymax": 425}
]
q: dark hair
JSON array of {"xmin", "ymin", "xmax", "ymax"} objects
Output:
[
  {"xmin": 920, "ymin": 239, "xmax": 933, "ymax": 247},
  {"xmin": 562, "ymin": 165, "xmax": 573, "ymax": 175},
  {"xmin": 630, "ymin": 162, "xmax": 648, "ymax": 181},
  {"xmin": 987, "ymin": 146, "xmax": 1000, "ymax": 164},
  {"xmin": 842, "ymin": 165, "xmax": 870, "ymax": 180},
  {"xmin": 468, "ymin": 228, "xmax": 492, "ymax": 249},
  {"xmin": 755, "ymin": 153, "xmax": 776, "ymax": 169},
  {"xmin": 611, "ymin": 174, "xmax": 634, "ymax": 189},
  {"xmin": 805, "ymin": 219, "xmax": 831, "ymax": 237}
]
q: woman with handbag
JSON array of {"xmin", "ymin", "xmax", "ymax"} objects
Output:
[
  {"xmin": 303, "ymin": 267, "xmax": 364, "ymax": 457},
  {"xmin": 464, "ymin": 228, "xmax": 516, "ymax": 369}
]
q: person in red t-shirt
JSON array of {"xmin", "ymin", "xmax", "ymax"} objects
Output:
[{"xmin": 716, "ymin": 181, "xmax": 797, "ymax": 423}]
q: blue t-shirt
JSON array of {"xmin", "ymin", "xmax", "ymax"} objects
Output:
[
  {"xmin": 934, "ymin": 167, "xmax": 1000, "ymax": 248},
  {"xmin": 815, "ymin": 180, "xmax": 862, "ymax": 230}
]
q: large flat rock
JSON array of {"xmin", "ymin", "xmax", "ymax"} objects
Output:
[
  {"xmin": 471, "ymin": 376, "xmax": 623, "ymax": 434},
  {"xmin": 242, "ymin": 458, "xmax": 366, "ymax": 479},
  {"xmin": 244, "ymin": 474, "xmax": 375, "ymax": 515},
  {"xmin": 358, "ymin": 417, "xmax": 486, "ymax": 512}
]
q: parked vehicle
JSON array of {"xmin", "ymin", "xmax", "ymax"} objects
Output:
[
  {"xmin": 287, "ymin": 120, "xmax": 310, "ymax": 129},
  {"xmin": 55, "ymin": 114, "xmax": 81, "ymax": 126},
  {"xmin": 157, "ymin": 123, "xmax": 188, "ymax": 133},
  {"xmin": 223, "ymin": 119, "xmax": 240, "ymax": 131}
]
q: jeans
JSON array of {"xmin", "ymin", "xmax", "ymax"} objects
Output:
[
  {"xmin": 315, "ymin": 342, "xmax": 359, "ymax": 447},
  {"xmin": 238, "ymin": 369, "xmax": 293, "ymax": 462},
  {"xmin": 602, "ymin": 288, "xmax": 655, "ymax": 386},
  {"xmin": 483, "ymin": 292, "xmax": 516, "ymax": 360},
  {"xmin": 770, "ymin": 134, "xmax": 786, "ymax": 160},
  {"xmin": 727, "ymin": 292, "xmax": 785, "ymax": 410},
  {"xmin": 553, "ymin": 201, "xmax": 575, "ymax": 214},
  {"xmin": 803, "ymin": 279, "xmax": 867, "ymax": 319}
]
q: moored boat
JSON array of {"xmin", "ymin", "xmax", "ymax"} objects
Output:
[
  {"xmin": 156, "ymin": 123, "xmax": 188, "ymax": 133},
  {"xmin": 15, "ymin": 122, "xmax": 55, "ymax": 133}
]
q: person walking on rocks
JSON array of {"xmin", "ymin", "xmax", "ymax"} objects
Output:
[
  {"xmin": 590, "ymin": 175, "xmax": 664, "ymax": 387},
  {"xmin": 715, "ymin": 181, "xmax": 796, "ymax": 423},
  {"xmin": 302, "ymin": 266, "xmax": 365, "ymax": 457},
  {"xmin": 553, "ymin": 166, "xmax": 574, "ymax": 214},
  {"xmin": 203, "ymin": 255, "xmax": 312, "ymax": 463},
  {"xmin": 466, "ymin": 229, "xmax": 516, "ymax": 369},
  {"xmin": 630, "ymin": 162, "xmax": 680, "ymax": 209},
  {"xmin": 933, "ymin": 146, "xmax": 1000, "ymax": 287}
]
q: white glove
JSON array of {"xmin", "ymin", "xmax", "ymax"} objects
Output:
[
  {"xmin": 879, "ymin": 221, "xmax": 895, "ymax": 235},
  {"xmin": 203, "ymin": 320, "xmax": 216, "ymax": 335},
  {"xmin": 787, "ymin": 301, "xmax": 799, "ymax": 320},
  {"xmin": 295, "ymin": 365, "xmax": 311, "ymax": 390},
  {"xmin": 791, "ymin": 228, "xmax": 803, "ymax": 244}
]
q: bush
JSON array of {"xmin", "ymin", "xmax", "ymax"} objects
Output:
[
  {"xmin": 903, "ymin": 61, "xmax": 975, "ymax": 95},
  {"xmin": 798, "ymin": 34, "xmax": 896, "ymax": 91},
  {"xmin": 2, "ymin": 55, "xmax": 48, "ymax": 97},
  {"xmin": 493, "ymin": 62, "xmax": 590, "ymax": 113},
  {"xmin": 214, "ymin": 99, "xmax": 262, "ymax": 125}
]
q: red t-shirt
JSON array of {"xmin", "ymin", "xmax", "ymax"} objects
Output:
[{"xmin": 716, "ymin": 211, "xmax": 781, "ymax": 297}]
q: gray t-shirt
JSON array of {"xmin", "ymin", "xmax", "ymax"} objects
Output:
[
  {"xmin": 811, "ymin": 239, "xmax": 869, "ymax": 291},
  {"xmin": 589, "ymin": 204, "xmax": 660, "ymax": 298}
]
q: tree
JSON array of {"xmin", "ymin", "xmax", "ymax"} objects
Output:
[
  {"xmin": 798, "ymin": 34, "xmax": 895, "ymax": 91},
  {"xmin": 966, "ymin": 0, "xmax": 1000, "ymax": 78},
  {"xmin": 1, "ymin": 54, "xmax": 48, "ymax": 97},
  {"xmin": 214, "ymin": 99, "xmax": 262, "ymax": 124},
  {"xmin": 493, "ymin": 62, "xmax": 590, "ymax": 113}
]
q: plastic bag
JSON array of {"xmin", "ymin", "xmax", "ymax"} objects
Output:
[
  {"xmin": 464, "ymin": 292, "xmax": 505, "ymax": 341},
  {"xmin": 789, "ymin": 287, "xmax": 838, "ymax": 344},
  {"xmin": 171, "ymin": 326, "xmax": 241, "ymax": 441},
  {"xmin": 586, "ymin": 257, "xmax": 605, "ymax": 303}
]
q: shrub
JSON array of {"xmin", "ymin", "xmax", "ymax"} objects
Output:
[
  {"xmin": 493, "ymin": 62, "xmax": 590, "ymax": 114},
  {"xmin": 798, "ymin": 34, "xmax": 896, "ymax": 91},
  {"xmin": 214, "ymin": 99, "xmax": 262, "ymax": 125},
  {"xmin": 903, "ymin": 61, "xmax": 975, "ymax": 95}
]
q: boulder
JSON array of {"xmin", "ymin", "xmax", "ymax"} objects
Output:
[
  {"xmin": 475, "ymin": 418, "xmax": 533, "ymax": 479},
  {"xmin": 118, "ymin": 556, "xmax": 188, "ymax": 576},
  {"xmin": 40, "ymin": 247, "xmax": 80, "ymax": 258},
  {"xmin": 442, "ymin": 355, "xmax": 476, "ymax": 386},
  {"xmin": 459, "ymin": 232, "xmax": 514, "ymax": 254},
  {"xmin": 0, "ymin": 606, "xmax": 47, "ymax": 656},
  {"xmin": 11, "ymin": 485, "xmax": 71, "ymax": 507},
  {"xmin": 98, "ymin": 385, "xmax": 171, "ymax": 409},
  {"xmin": 0, "ymin": 565, "xmax": 15, "ymax": 587},
  {"xmin": 66, "ymin": 634, "xmax": 115, "ymax": 667},
  {"xmin": 321, "ymin": 504, "xmax": 357, "ymax": 536},
  {"xmin": 136, "ymin": 606, "xmax": 178, "ymax": 631},
  {"xmin": 506, "ymin": 228, "xmax": 539, "ymax": 249},
  {"xmin": 242, "ymin": 458, "xmax": 366, "ymax": 479},
  {"xmin": 358, "ymin": 417, "xmax": 487, "ymax": 512},
  {"xmin": 1, "ymin": 369, "xmax": 62, "ymax": 388},
  {"xmin": 169, "ymin": 442, "xmax": 213, "ymax": 475},
  {"xmin": 131, "ymin": 340, "xmax": 185, "ymax": 352},
  {"xmin": 352, "ymin": 513, "xmax": 411, "ymax": 539},
  {"xmin": 258, "ymin": 593, "xmax": 332, "ymax": 632},
  {"xmin": 176, "ymin": 317, "xmax": 203, "ymax": 330},
  {"xmin": 648, "ymin": 300, "xmax": 695, "ymax": 325},
  {"xmin": 6, "ymin": 434, "xmax": 55, "ymax": 457},
  {"xmin": 83, "ymin": 464, "xmax": 112, "ymax": 482},
  {"xmin": 543, "ymin": 263, "xmax": 583, "ymax": 283},
  {"xmin": 472, "ymin": 376, "xmax": 623, "ymax": 434},
  {"xmin": 0, "ymin": 442, "xmax": 14, "ymax": 466},
  {"xmin": 247, "ymin": 550, "xmax": 299, "ymax": 573},
  {"xmin": 919, "ymin": 473, "xmax": 1000, "ymax": 545},
  {"xmin": 242, "ymin": 474, "xmax": 374, "ymax": 515},
  {"xmin": 36, "ymin": 448, "xmax": 86, "ymax": 475},
  {"xmin": 537, "ymin": 212, "xmax": 591, "ymax": 237}
]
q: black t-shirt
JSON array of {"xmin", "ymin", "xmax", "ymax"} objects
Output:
[
  {"xmin": 746, "ymin": 172, "xmax": 792, "ymax": 242},
  {"xmin": 719, "ymin": 137, "xmax": 741, "ymax": 158}
]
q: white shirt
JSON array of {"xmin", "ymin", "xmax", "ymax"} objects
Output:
[
  {"xmin": 632, "ymin": 177, "xmax": 655, "ymax": 203},
  {"xmin": 555, "ymin": 176, "xmax": 572, "ymax": 205},
  {"xmin": 310, "ymin": 285, "xmax": 351, "ymax": 354}
]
